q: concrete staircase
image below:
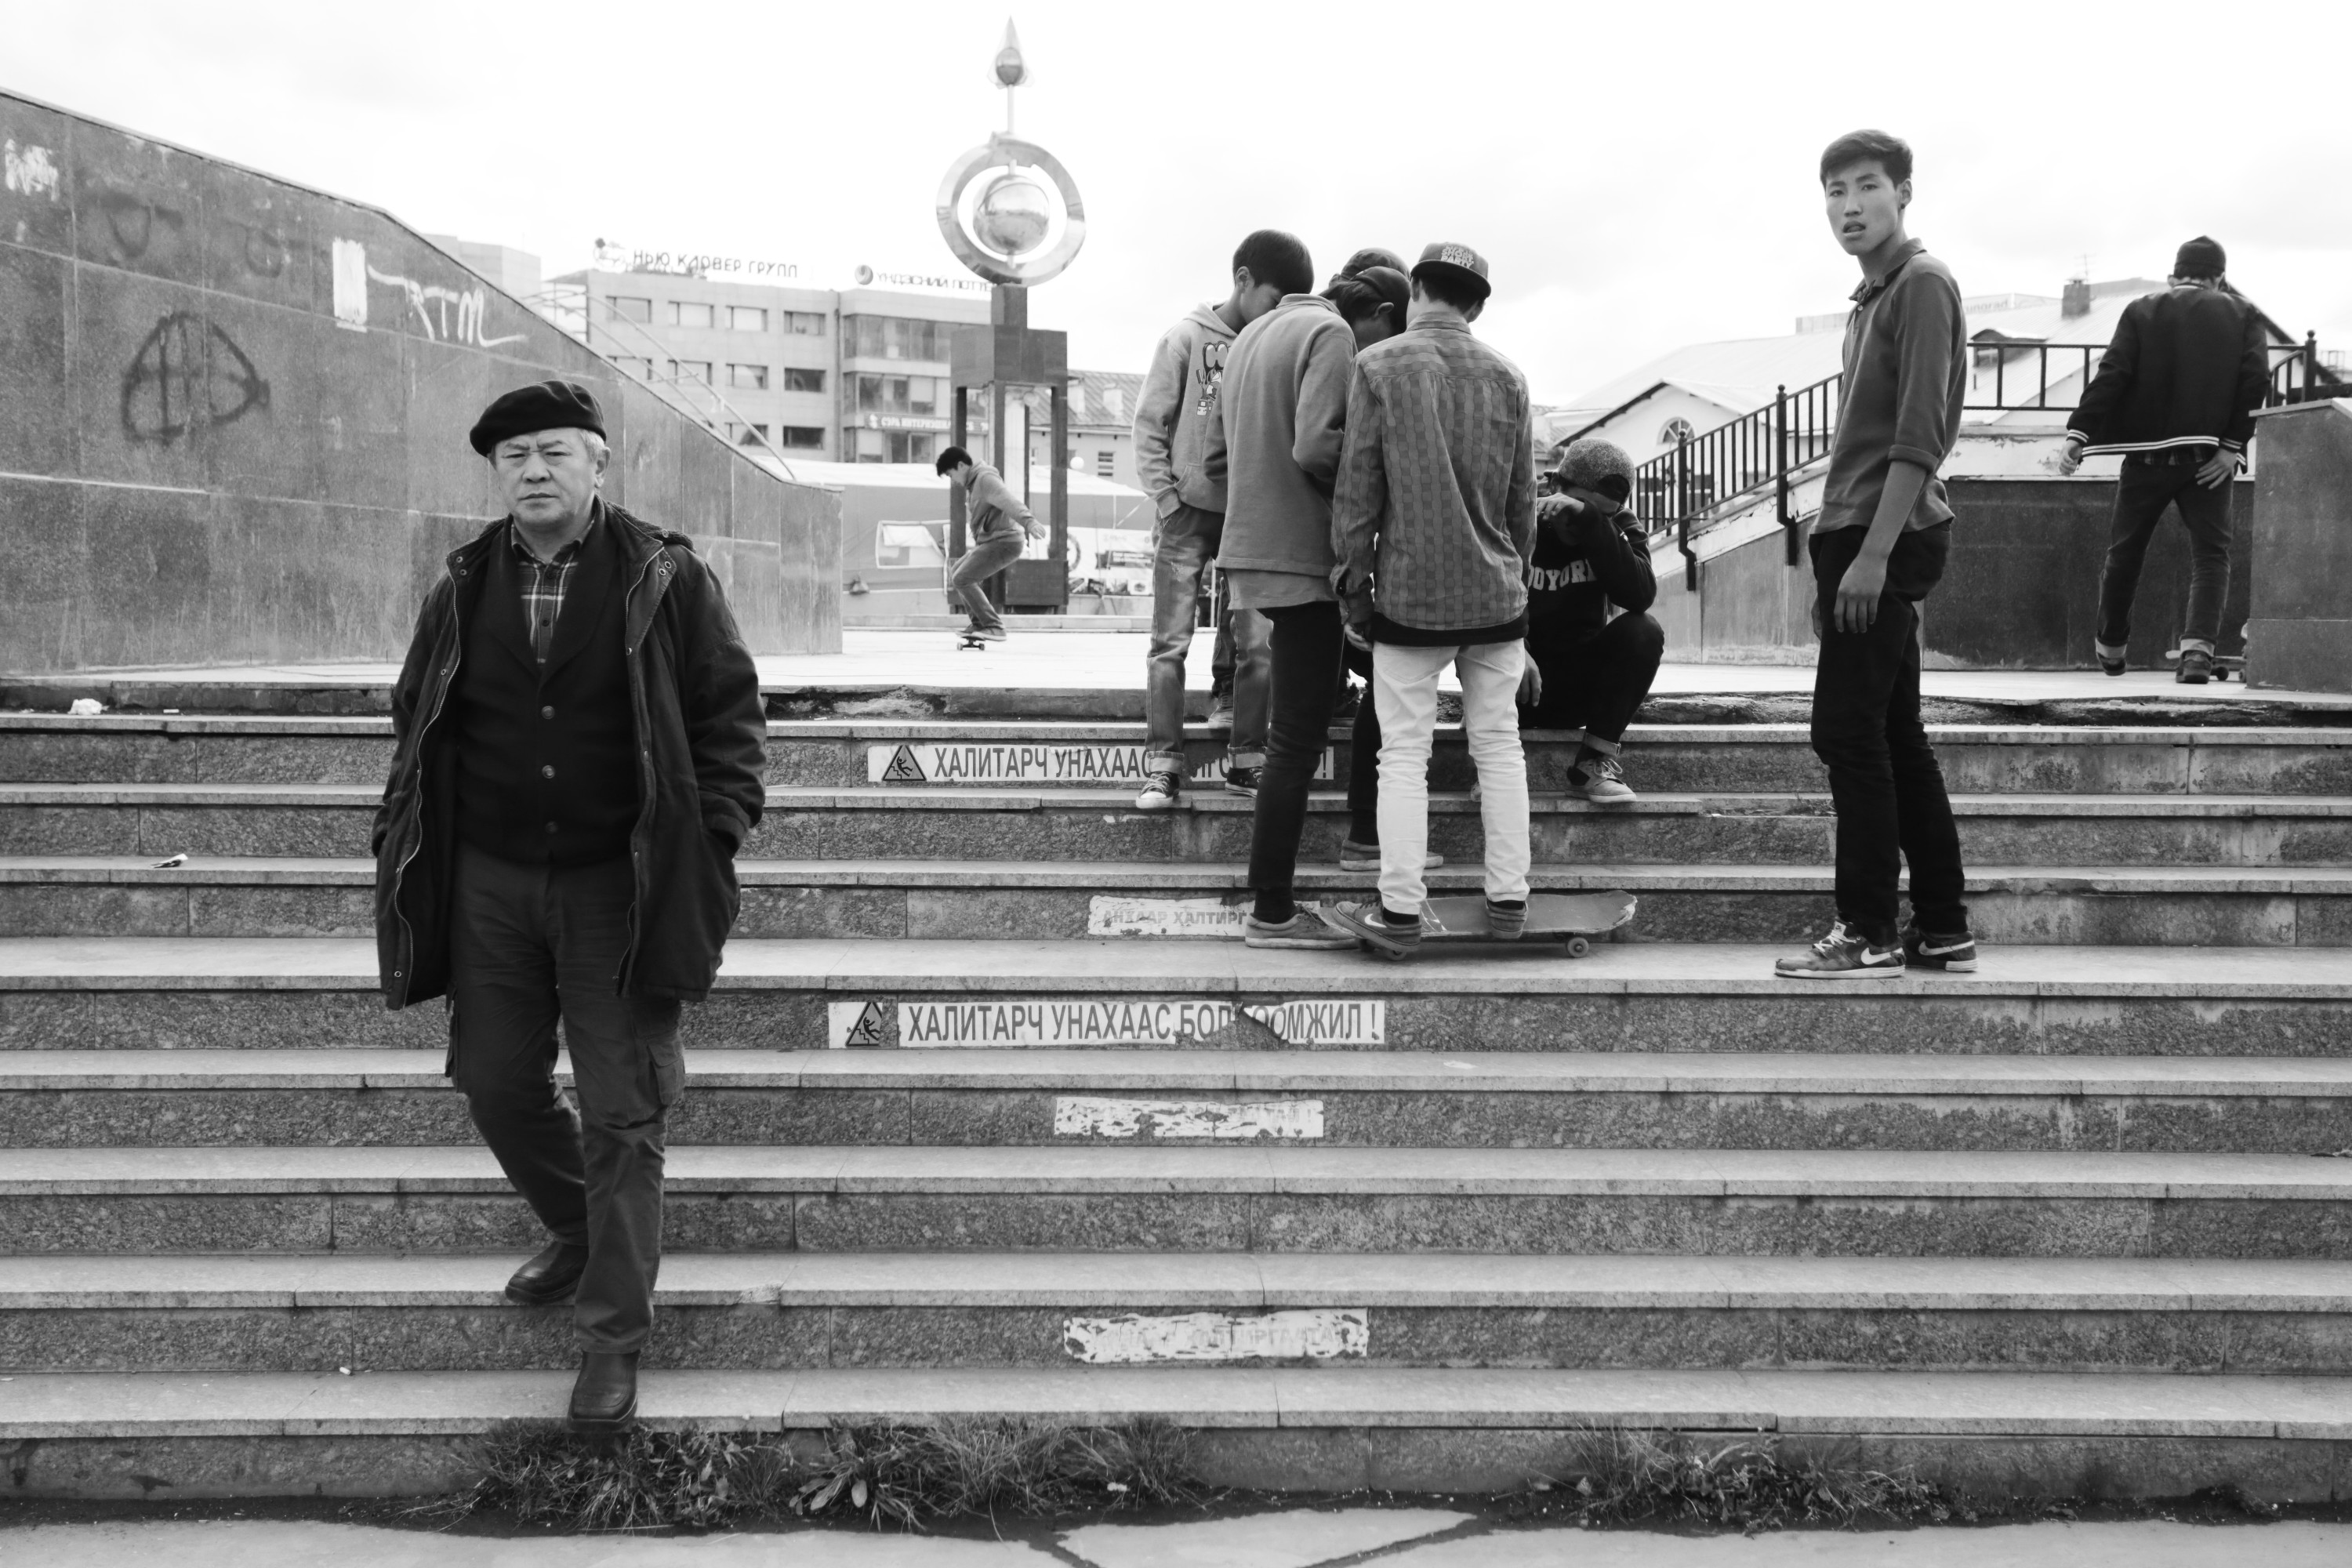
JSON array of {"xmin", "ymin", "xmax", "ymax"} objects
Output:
[{"xmin": 5, "ymin": 697, "xmax": 2352, "ymax": 1502}]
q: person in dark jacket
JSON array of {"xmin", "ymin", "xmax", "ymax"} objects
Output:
[
  {"xmin": 2057, "ymin": 237, "xmax": 2269, "ymax": 683},
  {"xmin": 371, "ymin": 380, "xmax": 767, "ymax": 1432},
  {"xmin": 1519, "ymin": 438, "xmax": 1664, "ymax": 803}
]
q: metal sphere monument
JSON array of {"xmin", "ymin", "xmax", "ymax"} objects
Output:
[{"xmin": 936, "ymin": 20, "xmax": 1082, "ymax": 610}]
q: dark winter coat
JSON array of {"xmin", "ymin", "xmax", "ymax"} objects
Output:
[
  {"xmin": 2067, "ymin": 285, "xmax": 2271, "ymax": 458},
  {"xmin": 372, "ymin": 502, "xmax": 768, "ymax": 1008}
]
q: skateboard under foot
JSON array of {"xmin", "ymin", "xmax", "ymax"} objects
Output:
[
  {"xmin": 956, "ymin": 633, "xmax": 991, "ymax": 652},
  {"xmin": 1324, "ymin": 891, "xmax": 1638, "ymax": 960},
  {"xmin": 2164, "ymin": 648, "xmax": 2245, "ymax": 683}
]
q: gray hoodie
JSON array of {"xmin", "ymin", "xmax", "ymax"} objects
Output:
[
  {"xmin": 1131, "ymin": 303, "xmax": 1239, "ymax": 517},
  {"xmin": 1203, "ymin": 294, "xmax": 1355, "ymax": 579}
]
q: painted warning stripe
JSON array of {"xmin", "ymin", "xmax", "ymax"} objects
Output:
[
  {"xmin": 1062, "ymin": 1309, "xmax": 1368, "ymax": 1364},
  {"xmin": 825, "ymin": 998, "xmax": 1384, "ymax": 1048},
  {"xmin": 1054, "ymin": 1096, "xmax": 1326, "ymax": 1140},
  {"xmin": 868, "ymin": 742, "xmax": 1331, "ymax": 786}
]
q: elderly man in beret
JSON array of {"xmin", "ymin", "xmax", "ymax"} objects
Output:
[{"xmin": 372, "ymin": 380, "xmax": 767, "ymax": 1430}]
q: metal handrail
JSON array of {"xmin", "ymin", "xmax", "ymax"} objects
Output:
[
  {"xmin": 1965, "ymin": 339, "xmax": 2316, "ymax": 412},
  {"xmin": 1632, "ymin": 373, "xmax": 1840, "ymax": 584}
]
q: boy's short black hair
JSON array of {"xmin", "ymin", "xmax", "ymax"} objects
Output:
[
  {"xmin": 1232, "ymin": 229, "xmax": 1314, "ymax": 299},
  {"xmin": 1819, "ymin": 129, "xmax": 1913, "ymax": 187},
  {"xmin": 933, "ymin": 445, "xmax": 973, "ymax": 476},
  {"xmin": 1411, "ymin": 267, "xmax": 1485, "ymax": 314}
]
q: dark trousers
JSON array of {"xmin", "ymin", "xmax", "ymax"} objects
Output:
[
  {"xmin": 2096, "ymin": 454, "xmax": 2234, "ymax": 654},
  {"xmin": 1809, "ymin": 524, "xmax": 1969, "ymax": 948},
  {"xmin": 949, "ymin": 527, "xmax": 1025, "ymax": 632},
  {"xmin": 1522, "ymin": 612, "xmax": 1667, "ymax": 749},
  {"xmin": 1345, "ymin": 641, "xmax": 1379, "ymax": 842},
  {"xmin": 1249, "ymin": 599, "xmax": 1345, "ymax": 919},
  {"xmin": 449, "ymin": 843, "xmax": 684, "ymax": 1353}
]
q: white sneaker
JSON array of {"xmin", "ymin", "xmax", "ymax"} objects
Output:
[
  {"xmin": 1566, "ymin": 753, "xmax": 1636, "ymax": 804},
  {"xmin": 1135, "ymin": 771, "xmax": 1181, "ymax": 811}
]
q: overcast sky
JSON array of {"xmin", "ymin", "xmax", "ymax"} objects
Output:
[{"xmin": 12, "ymin": 0, "xmax": 2350, "ymax": 405}]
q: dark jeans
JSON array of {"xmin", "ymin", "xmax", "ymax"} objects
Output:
[
  {"xmin": 1523, "ymin": 612, "xmax": 1667, "ymax": 750},
  {"xmin": 449, "ymin": 843, "xmax": 684, "ymax": 1353},
  {"xmin": 1345, "ymin": 641, "xmax": 1379, "ymax": 842},
  {"xmin": 1248, "ymin": 600, "xmax": 1345, "ymax": 920},
  {"xmin": 1808, "ymin": 524, "xmax": 1969, "ymax": 948},
  {"xmin": 949, "ymin": 526, "xmax": 1025, "ymax": 631},
  {"xmin": 2096, "ymin": 454, "xmax": 2234, "ymax": 654}
]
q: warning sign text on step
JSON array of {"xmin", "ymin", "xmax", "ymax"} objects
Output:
[
  {"xmin": 868, "ymin": 742, "xmax": 1330, "ymax": 786},
  {"xmin": 824, "ymin": 997, "xmax": 1385, "ymax": 1048}
]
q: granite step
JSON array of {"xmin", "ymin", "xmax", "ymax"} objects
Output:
[
  {"xmin": 6, "ymin": 1049, "xmax": 2347, "ymax": 1155},
  {"xmin": 8, "ymin": 782, "xmax": 2352, "ymax": 866},
  {"xmin": 6, "ymin": 1144, "xmax": 2350, "ymax": 1258},
  {"xmin": 11, "ymin": 1251, "xmax": 2352, "ymax": 1376},
  {"xmin": 7, "ymin": 1363, "xmax": 2352, "ymax": 1500},
  {"xmin": 11, "ymin": 855, "xmax": 2352, "ymax": 948},
  {"xmin": 10, "ymin": 713, "xmax": 2352, "ymax": 797},
  {"xmin": 7, "ymin": 938, "xmax": 2352, "ymax": 1058}
]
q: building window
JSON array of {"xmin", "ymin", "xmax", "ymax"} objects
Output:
[
  {"xmin": 611, "ymin": 355, "xmax": 653, "ymax": 379},
  {"xmin": 725, "ymin": 423, "xmax": 770, "ymax": 446},
  {"xmin": 843, "ymin": 314, "xmax": 947, "ymax": 362},
  {"xmin": 1096, "ymin": 451, "xmax": 1115, "ymax": 478},
  {"xmin": 670, "ymin": 301, "xmax": 714, "ymax": 328},
  {"xmin": 668, "ymin": 360, "xmax": 713, "ymax": 383},
  {"xmin": 786, "ymin": 312, "xmax": 826, "ymax": 336},
  {"xmin": 729, "ymin": 307, "xmax": 768, "ymax": 332},
  {"xmin": 783, "ymin": 367, "xmax": 826, "ymax": 394},
  {"xmin": 728, "ymin": 363, "xmax": 769, "ymax": 390},
  {"xmin": 855, "ymin": 373, "xmax": 940, "ymax": 415},
  {"xmin": 607, "ymin": 296, "xmax": 652, "ymax": 323},
  {"xmin": 887, "ymin": 431, "xmax": 937, "ymax": 464},
  {"xmin": 1659, "ymin": 416, "xmax": 1697, "ymax": 446},
  {"xmin": 778, "ymin": 426, "xmax": 824, "ymax": 449}
]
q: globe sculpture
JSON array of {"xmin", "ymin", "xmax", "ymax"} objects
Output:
[
  {"xmin": 973, "ymin": 172, "xmax": 1053, "ymax": 257},
  {"xmin": 936, "ymin": 139, "xmax": 1085, "ymax": 286}
]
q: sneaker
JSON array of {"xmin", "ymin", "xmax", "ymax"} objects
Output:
[
  {"xmin": 1243, "ymin": 911, "xmax": 1356, "ymax": 949},
  {"xmin": 2096, "ymin": 639, "xmax": 2128, "ymax": 677},
  {"xmin": 1318, "ymin": 899, "xmax": 1423, "ymax": 956},
  {"xmin": 1565, "ymin": 753, "xmax": 1636, "ymax": 804},
  {"xmin": 1774, "ymin": 920, "xmax": 1904, "ymax": 979},
  {"xmin": 1484, "ymin": 898, "xmax": 1527, "ymax": 940},
  {"xmin": 1338, "ymin": 840, "xmax": 1444, "ymax": 873},
  {"xmin": 1135, "ymin": 770, "xmax": 1181, "ymax": 811},
  {"xmin": 1224, "ymin": 766, "xmax": 1261, "ymax": 797},
  {"xmin": 966, "ymin": 624, "xmax": 1007, "ymax": 642},
  {"xmin": 1901, "ymin": 924, "xmax": 1979, "ymax": 973},
  {"xmin": 1206, "ymin": 688, "xmax": 1235, "ymax": 730},
  {"xmin": 2176, "ymin": 648, "xmax": 2212, "ymax": 685}
]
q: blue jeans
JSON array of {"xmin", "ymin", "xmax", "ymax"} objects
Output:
[
  {"xmin": 1147, "ymin": 505, "xmax": 1268, "ymax": 772},
  {"xmin": 950, "ymin": 525, "xmax": 1025, "ymax": 631}
]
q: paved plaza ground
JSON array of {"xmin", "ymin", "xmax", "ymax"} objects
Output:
[{"xmin": 9, "ymin": 1513, "xmax": 2352, "ymax": 1566}]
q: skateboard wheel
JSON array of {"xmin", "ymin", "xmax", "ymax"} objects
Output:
[
  {"xmin": 1377, "ymin": 946, "xmax": 1410, "ymax": 962},
  {"xmin": 1563, "ymin": 936, "xmax": 1591, "ymax": 959}
]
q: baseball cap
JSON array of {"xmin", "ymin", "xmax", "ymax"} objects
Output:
[{"xmin": 1411, "ymin": 241, "xmax": 1492, "ymax": 302}]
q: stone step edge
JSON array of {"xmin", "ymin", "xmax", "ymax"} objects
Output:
[
  {"xmin": 13, "ymin": 857, "xmax": 2352, "ymax": 898},
  {"xmin": 12, "ymin": 1047, "xmax": 2352, "ymax": 1097},
  {"xmin": 5, "ymin": 938, "xmax": 2348, "ymax": 1000},
  {"xmin": 5, "ymin": 1366, "xmax": 2348, "ymax": 1440},
  {"xmin": 9, "ymin": 1250, "xmax": 2351, "ymax": 1312},
  {"xmin": 8, "ymin": 1144, "xmax": 2347, "ymax": 1199}
]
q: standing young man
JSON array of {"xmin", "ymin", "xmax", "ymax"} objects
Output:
[
  {"xmin": 936, "ymin": 445, "xmax": 1047, "ymax": 642},
  {"xmin": 1776, "ymin": 130, "xmax": 1973, "ymax": 979},
  {"xmin": 1131, "ymin": 236, "xmax": 1287, "ymax": 808},
  {"xmin": 1321, "ymin": 243, "xmax": 1537, "ymax": 956},
  {"xmin": 1200, "ymin": 229, "xmax": 1360, "ymax": 949},
  {"xmin": 2056, "ymin": 237, "xmax": 2269, "ymax": 682}
]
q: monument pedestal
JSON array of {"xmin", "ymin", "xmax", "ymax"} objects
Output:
[{"xmin": 2246, "ymin": 399, "xmax": 2352, "ymax": 692}]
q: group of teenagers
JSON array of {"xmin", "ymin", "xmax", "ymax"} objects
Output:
[{"xmin": 938, "ymin": 127, "xmax": 1987, "ymax": 976}]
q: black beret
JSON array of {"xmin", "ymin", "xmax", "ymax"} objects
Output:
[{"xmin": 469, "ymin": 380, "xmax": 606, "ymax": 456}]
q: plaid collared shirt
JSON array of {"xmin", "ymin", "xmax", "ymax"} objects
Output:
[{"xmin": 513, "ymin": 516, "xmax": 593, "ymax": 662}]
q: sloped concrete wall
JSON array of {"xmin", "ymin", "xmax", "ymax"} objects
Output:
[
  {"xmin": 0, "ymin": 91, "xmax": 838, "ymax": 673},
  {"xmin": 2247, "ymin": 401, "xmax": 2352, "ymax": 691}
]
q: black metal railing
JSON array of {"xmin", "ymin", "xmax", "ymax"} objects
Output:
[
  {"xmin": 1965, "ymin": 337, "xmax": 2320, "ymax": 412},
  {"xmin": 1631, "ymin": 374, "xmax": 1839, "ymax": 586}
]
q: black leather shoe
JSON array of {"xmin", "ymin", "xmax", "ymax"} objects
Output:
[
  {"xmin": 569, "ymin": 1350, "xmax": 639, "ymax": 1432},
  {"xmin": 503, "ymin": 1240, "xmax": 589, "ymax": 1307}
]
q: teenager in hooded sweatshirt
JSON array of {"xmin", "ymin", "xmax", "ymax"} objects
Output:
[
  {"xmin": 1130, "ymin": 234, "xmax": 1289, "ymax": 808},
  {"xmin": 1201, "ymin": 230, "xmax": 1361, "ymax": 950}
]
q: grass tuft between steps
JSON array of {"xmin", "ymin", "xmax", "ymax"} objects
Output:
[
  {"xmin": 1520, "ymin": 1426, "xmax": 1958, "ymax": 1531},
  {"xmin": 435, "ymin": 1416, "xmax": 1206, "ymax": 1532}
]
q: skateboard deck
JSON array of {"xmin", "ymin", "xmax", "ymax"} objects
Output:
[
  {"xmin": 956, "ymin": 633, "xmax": 989, "ymax": 652},
  {"xmin": 2164, "ymin": 648, "xmax": 2245, "ymax": 682},
  {"xmin": 1419, "ymin": 891, "xmax": 1636, "ymax": 956}
]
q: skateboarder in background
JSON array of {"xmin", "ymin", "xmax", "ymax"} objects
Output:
[
  {"xmin": 935, "ymin": 445, "xmax": 1047, "ymax": 644},
  {"xmin": 1519, "ymin": 438, "xmax": 1665, "ymax": 803},
  {"xmin": 1775, "ymin": 129, "xmax": 1973, "ymax": 980},
  {"xmin": 2055, "ymin": 236, "xmax": 2269, "ymax": 684},
  {"xmin": 1320, "ymin": 242, "xmax": 1538, "ymax": 958},
  {"xmin": 1131, "ymin": 234, "xmax": 1288, "ymax": 808}
]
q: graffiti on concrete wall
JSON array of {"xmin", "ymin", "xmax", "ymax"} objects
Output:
[
  {"xmin": 228, "ymin": 220, "xmax": 289, "ymax": 280},
  {"xmin": 328, "ymin": 237, "xmax": 526, "ymax": 348},
  {"xmin": 120, "ymin": 311, "xmax": 271, "ymax": 445},
  {"xmin": 3, "ymin": 140, "xmax": 58, "ymax": 201},
  {"xmin": 95, "ymin": 190, "xmax": 185, "ymax": 261}
]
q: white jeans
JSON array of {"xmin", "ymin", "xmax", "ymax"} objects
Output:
[{"xmin": 1371, "ymin": 639, "xmax": 1531, "ymax": 914}]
